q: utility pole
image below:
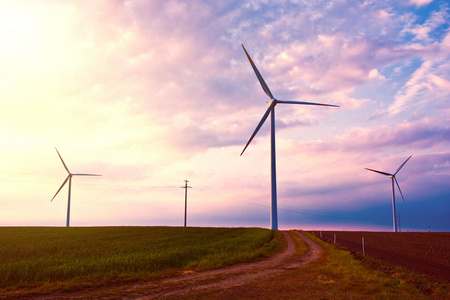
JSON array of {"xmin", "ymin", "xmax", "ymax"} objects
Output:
[{"xmin": 180, "ymin": 180, "xmax": 192, "ymax": 227}]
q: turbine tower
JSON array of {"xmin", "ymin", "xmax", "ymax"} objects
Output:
[
  {"xmin": 365, "ymin": 155, "xmax": 412, "ymax": 232},
  {"xmin": 240, "ymin": 44, "xmax": 339, "ymax": 230},
  {"xmin": 51, "ymin": 148, "xmax": 101, "ymax": 227}
]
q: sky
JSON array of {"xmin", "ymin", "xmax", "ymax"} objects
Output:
[{"xmin": 0, "ymin": 0, "xmax": 449, "ymax": 231}]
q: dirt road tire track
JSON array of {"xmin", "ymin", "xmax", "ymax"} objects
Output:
[{"xmin": 33, "ymin": 231, "xmax": 322, "ymax": 299}]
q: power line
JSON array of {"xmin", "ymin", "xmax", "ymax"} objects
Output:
[{"xmin": 278, "ymin": 204, "xmax": 391, "ymax": 220}]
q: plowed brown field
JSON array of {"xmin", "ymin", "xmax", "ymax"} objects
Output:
[{"xmin": 313, "ymin": 231, "xmax": 450, "ymax": 283}]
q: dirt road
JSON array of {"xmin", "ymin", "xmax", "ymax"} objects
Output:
[{"xmin": 35, "ymin": 231, "xmax": 322, "ymax": 299}]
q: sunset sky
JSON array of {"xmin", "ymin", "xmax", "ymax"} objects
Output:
[{"xmin": 1, "ymin": 0, "xmax": 449, "ymax": 231}]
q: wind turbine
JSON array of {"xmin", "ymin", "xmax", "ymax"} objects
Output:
[
  {"xmin": 51, "ymin": 148, "xmax": 101, "ymax": 227},
  {"xmin": 365, "ymin": 155, "xmax": 412, "ymax": 233},
  {"xmin": 240, "ymin": 44, "xmax": 339, "ymax": 230}
]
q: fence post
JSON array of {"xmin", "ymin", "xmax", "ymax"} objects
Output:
[
  {"xmin": 362, "ymin": 237, "xmax": 365, "ymax": 256},
  {"xmin": 334, "ymin": 234, "xmax": 336, "ymax": 244},
  {"xmin": 320, "ymin": 231, "xmax": 322, "ymax": 239}
]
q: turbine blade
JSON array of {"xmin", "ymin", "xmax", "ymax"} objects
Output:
[
  {"xmin": 55, "ymin": 148, "xmax": 71, "ymax": 174},
  {"xmin": 394, "ymin": 154, "xmax": 413, "ymax": 175},
  {"xmin": 72, "ymin": 173, "xmax": 102, "ymax": 176},
  {"xmin": 241, "ymin": 44, "xmax": 274, "ymax": 100},
  {"xmin": 365, "ymin": 168, "xmax": 393, "ymax": 177},
  {"xmin": 276, "ymin": 100, "xmax": 339, "ymax": 107},
  {"xmin": 394, "ymin": 177, "xmax": 405, "ymax": 203},
  {"xmin": 240, "ymin": 101, "xmax": 275, "ymax": 156},
  {"xmin": 51, "ymin": 175, "xmax": 69, "ymax": 201}
]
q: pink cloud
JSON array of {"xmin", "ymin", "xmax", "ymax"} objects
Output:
[
  {"xmin": 408, "ymin": 0, "xmax": 434, "ymax": 8},
  {"xmin": 390, "ymin": 55, "xmax": 450, "ymax": 115}
]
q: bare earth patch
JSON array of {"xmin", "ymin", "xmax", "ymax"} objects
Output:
[{"xmin": 31, "ymin": 231, "xmax": 321, "ymax": 299}]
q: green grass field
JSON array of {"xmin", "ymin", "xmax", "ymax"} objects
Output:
[{"xmin": 0, "ymin": 227, "xmax": 276, "ymax": 291}]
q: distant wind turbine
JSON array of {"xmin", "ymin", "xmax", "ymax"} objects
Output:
[
  {"xmin": 365, "ymin": 155, "xmax": 412, "ymax": 233},
  {"xmin": 51, "ymin": 148, "xmax": 101, "ymax": 227},
  {"xmin": 240, "ymin": 44, "xmax": 339, "ymax": 230}
]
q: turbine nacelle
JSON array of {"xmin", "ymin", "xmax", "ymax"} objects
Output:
[{"xmin": 268, "ymin": 99, "xmax": 277, "ymax": 108}]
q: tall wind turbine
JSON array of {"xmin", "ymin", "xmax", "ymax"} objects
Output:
[
  {"xmin": 51, "ymin": 148, "xmax": 101, "ymax": 227},
  {"xmin": 365, "ymin": 155, "xmax": 412, "ymax": 232},
  {"xmin": 240, "ymin": 44, "xmax": 339, "ymax": 230}
]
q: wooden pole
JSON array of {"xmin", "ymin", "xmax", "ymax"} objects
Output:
[
  {"xmin": 362, "ymin": 237, "xmax": 365, "ymax": 256},
  {"xmin": 180, "ymin": 180, "xmax": 192, "ymax": 227}
]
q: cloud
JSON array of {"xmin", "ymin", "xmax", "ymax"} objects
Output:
[
  {"xmin": 278, "ymin": 115, "xmax": 450, "ymax": 168},
  {"xmin": 338, "ymin": 118, "xmax": 450, "ymax": 152},
  {"xmin": 408, "ymin": 5, "xmax": 449, "ymax": 42},
  {"xmin": 26, "ymin": 0, "xmax": 444, "ymax": 155},
  {"xmin": 408, "ymin": 0, "xmax": 434, "ymax": 8},
  {"xmin": 368, "ymin": 69, "xmax": 386, "ymax": 81},
  {"xmin": 389, "ymin": 54, "xmax": 450, "ymax": 115}
]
